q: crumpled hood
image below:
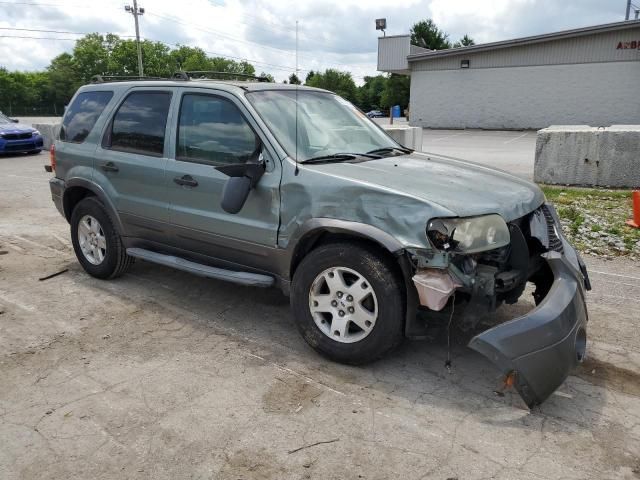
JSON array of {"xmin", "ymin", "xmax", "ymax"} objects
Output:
[
  {"xmin": 0, "ymin": 123, "xmax": 36, "ymax": 134},
  {"xmin": 307, "ymin": 152, "xmax": 544, "ymax": 221}
]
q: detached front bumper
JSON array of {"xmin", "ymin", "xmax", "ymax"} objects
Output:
[{"xmin": 469, "ymin": 249, "xmax": 588, "ymax": 408}]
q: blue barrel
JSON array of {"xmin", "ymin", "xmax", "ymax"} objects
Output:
[{"xmin": 392, "ymin": 105, "xmax": 401, "ymax": 118}]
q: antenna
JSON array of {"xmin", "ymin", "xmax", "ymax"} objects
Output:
[{"xmin": 294, "ymin": 19, "xmax": 300, "ymax": 176}]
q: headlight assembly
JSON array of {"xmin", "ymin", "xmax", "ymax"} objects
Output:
[
  {"xmin": 32, "ymin": 130, "xmax": 41, "ymax": 136},
  {"xmin": 427, "ymin": 214, "xmax": 510, "ymax": 254}
]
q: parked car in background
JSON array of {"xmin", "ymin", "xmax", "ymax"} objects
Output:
[
  {"xmin": 47, "ymin": 75, "xmax": 590, "ymax": 408},
  {"xmin": 0, "ymin": 112, "xmax": 43, "ymax": 155},
  {"xmin": 366, "ymin": 109, "xmax": 385, "ymax": 118}
]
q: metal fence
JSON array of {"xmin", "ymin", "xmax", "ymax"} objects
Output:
[{"xmin": 0, "ymin": 105, "xmax": 64, "ymax": 117}]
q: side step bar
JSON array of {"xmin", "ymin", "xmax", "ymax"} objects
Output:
[{"xmin": 126, "ymin": 248, "xmax": 274, "ymax": 288}]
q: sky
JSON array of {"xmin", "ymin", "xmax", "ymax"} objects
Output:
[{"xmin": 0, "ymin": 0, "xmax": 629, "ymax": 83}]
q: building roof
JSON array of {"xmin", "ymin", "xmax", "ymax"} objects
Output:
[{"xmin": 407, "ymin": 20, "xmax": 640, "ymax": 62}]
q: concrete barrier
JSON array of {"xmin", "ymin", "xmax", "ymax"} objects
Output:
[
  {"xmin": 534, "ymin": 125, "xmax": 640, "ymax": 188},
  {"xmin": 33, "ymin": 123, "xmax": 61, "ymax": 150},
  {"xmin": 380, "ymin": 125, "xmax": 423, "ymax": 151}
]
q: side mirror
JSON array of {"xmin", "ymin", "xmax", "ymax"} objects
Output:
[{"xmin": 215, "ymin": 142, "xmax": 266, "ymax": 214}]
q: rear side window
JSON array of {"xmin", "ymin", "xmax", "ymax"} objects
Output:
[
  {"xmin": 105, "ymin": 91, "xmax": 171, "ymax": 157},
  {"xmin": 177, "ymin": 94, "xmax": 258, "ymax": 165},
  {"xmin": 60, "ymin": 91, "xmax": 113, "ymax": 143}
]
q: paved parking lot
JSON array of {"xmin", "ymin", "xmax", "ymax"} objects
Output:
[
  {"xmin": 1, "ymin": 152, "xmax": 640, "ymax": 479},
  {"xmin": 422, "ymin": 129, "xmax": 537, "ymax": 180},
  {"xmin": 374, "ymin": 119, "xmax": 536, "ymax": 179}
]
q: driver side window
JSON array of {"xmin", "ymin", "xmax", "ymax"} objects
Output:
[{"xmin": 177, "ymin": 94, "xmax": 258, "ymax": 166}]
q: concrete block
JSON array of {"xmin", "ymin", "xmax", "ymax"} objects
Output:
[
  {"xmin": 534, "ymin": 125, "xmax": 640, "ymax": 188},
  {"xmin": 33, "ymin": 123, "xmax": 61, "ymax": 150},
  {"xmin": 381, "ymin": 125, "xmax": 423, "ymax": 151}
]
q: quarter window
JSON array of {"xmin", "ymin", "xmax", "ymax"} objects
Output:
[
  {"xmin": 60, "ymin": 91, "xmax": 113, "ymax": 143},
  {"xmin": 106, "ymin": 91, "xmax": 171, "ymax": 156},
  {"xmin": 177, "ymin": 94, "xmax": 258, "ymax": 165}
]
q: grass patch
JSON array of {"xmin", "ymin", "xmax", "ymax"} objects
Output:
[{"xmin": 539, "ymin": 185, "xmax": 639, "ymax": 257}]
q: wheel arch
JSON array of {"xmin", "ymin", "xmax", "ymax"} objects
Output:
[
  {"xmin": 287, "ymin": 219, "xmax": 420, "ymax": 339},
  {"xmin": 288, "ymin": 219, "xmax": 404, "ymax": 279},
  {"xmin": 63, "ymin": 179, "xmax": 124, "ymax": 234}
]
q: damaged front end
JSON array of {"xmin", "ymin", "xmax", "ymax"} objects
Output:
[{"xmin": 408, "ymin": 204, "xmax": 591, "ymax": 408}]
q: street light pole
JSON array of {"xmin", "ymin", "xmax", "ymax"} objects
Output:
[{"xmin": 125, "ymin": 0, "xmax": 145, "ymax": 77}]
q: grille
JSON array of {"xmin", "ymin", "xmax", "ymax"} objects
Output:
[
  {"xmin": 3, "ymin": 142, "xmax": 36, "ymax": 152},
  {"xmin": 541, "ymin": 205, "xmax": 564, "ymax": 253},
  {"xmin": 2, "ymin": 132, "xmax": 32, "ymax": 140}
]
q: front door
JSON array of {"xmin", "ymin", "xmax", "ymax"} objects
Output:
[
  {"xmin": 95, "ymin": 88, "xmax": 175, "ymax": 241},
  {"xmin": 165, "ymin": 89, "xmax": 281, "ymax": 271}
]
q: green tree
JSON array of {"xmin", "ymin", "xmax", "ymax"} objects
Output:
[
  {"xmin": 304, "ymin": 70, "xmax": 316, "ymax": 84},
  {"xmin": 410, "ymin": 19, "xmax": 451, "ymax": 50},
  {"xmin": 258, "ymin": 71, "xmax": 275, "ymax": 82},
  {"xmin": 380, "ymin": 74, "xmax": 410, "ymax": 111},
  {"xmin": 169, "ymin": 45, "xmax": 210, "ymax": 71},
  {"xmin": 72, "ymin": 33, "xmax": 119, "ymax": 82},
  {"xmin": 288, "ymin": 73, "xmax": 301, "ymax": 85},
  {"xmin": 109, "ymin": 39, "xmax": 172, "ymax": 77},
  {"xmin": 453, "ymin": 34, "xmax": 475, "ymax": 48},
  {"xmin": 47, "ymin": 53, "xmax": 80, "ymax": 107},
  {"xmin": 305, "ymin": 69, "xmax": 357, "ymax": 103},
  {"xmin": 357, "ymin": 75, "xmax": 387, "ymax": 111}
]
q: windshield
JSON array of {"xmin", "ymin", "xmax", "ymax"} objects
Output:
[{"xmin": 246, "ymin": 90, "xmax": 401, "ymax": 162}]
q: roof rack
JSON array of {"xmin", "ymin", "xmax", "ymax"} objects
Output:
[
  {"xmin": 90, "ymin": 74, "xmax": 167, "ymax": 83},
  {"xmin": 90, "ymin": 71, "xmax": 272, "ymax": 84},
  {"xmin": 173, "ymin": 71, "xmax": 270, "ymax": 82}
]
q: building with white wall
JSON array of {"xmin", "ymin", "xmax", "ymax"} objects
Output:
[{"xmin": 378, "ymin": 21, "xmax": 640, "ymax": 130}]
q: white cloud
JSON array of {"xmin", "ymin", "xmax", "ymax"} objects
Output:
[{"xmin": 0, "ymin": 0, "xmax": 626, "ymax": 83}]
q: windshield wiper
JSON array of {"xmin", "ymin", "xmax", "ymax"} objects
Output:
[
  {"xmin": 366, "ymin": 146, "xmax": 413, "ymax": 156},
  {"xmin": 303, "ymin": 152, "xmax": 381, "ymax": 164}
]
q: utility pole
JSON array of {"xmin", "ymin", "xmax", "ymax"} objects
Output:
[
  {"xmin": 125, "ymin": 0, "xmax": 145, "ymax": 76},
  {"xmin": 626, "ymin": 0, "xmax": 632, "ymax": 20}
]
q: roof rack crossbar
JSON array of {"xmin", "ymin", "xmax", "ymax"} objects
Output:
[{"xmin": 89, "ymin": 71, "xmax": 272, "ymax": 84}]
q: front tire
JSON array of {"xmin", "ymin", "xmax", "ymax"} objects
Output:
[
  {"xmin": 291, "ymin": 242, "xmax": 405, "ymax": 364},
  {"xmin": 70, "ymin": 197, "xmax": 133, "ymax": 279}
]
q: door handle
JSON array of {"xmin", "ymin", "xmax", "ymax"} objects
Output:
[
  {"xmin": 173, "ymin": 175, "xmax": 198, "ymax": 187},
  {"xmin": 100, "ymin": 161, "xmax": 119, "ymax": 172}
]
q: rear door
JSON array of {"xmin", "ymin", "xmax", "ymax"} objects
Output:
[
  {"xmin": 95, "ymin": 87, "xmax": 175, "ymax": 241},
  {"xmin": 165, "ymin": 88, "xmax": 281, "ymax": 269}
]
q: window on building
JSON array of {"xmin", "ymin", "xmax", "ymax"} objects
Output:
[
  {"xmin": 60, "ymin": 91, "xmax": 113, "ymax": 143},
  {"xmin": 106, "ymin": 91, "xmax": 172, "ymax": 156},
  {"xmin": 177, "ymin": 94, "xmax": 258, "ymax": 165}
]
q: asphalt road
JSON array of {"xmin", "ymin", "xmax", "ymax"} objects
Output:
[{"xmin": 1, "ymin": 152, "xmax": 639, "ymax": 479}]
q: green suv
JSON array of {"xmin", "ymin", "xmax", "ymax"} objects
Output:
[{"xmin": 48, "ymin": 74, "xmax": 590, "ymax": 407}]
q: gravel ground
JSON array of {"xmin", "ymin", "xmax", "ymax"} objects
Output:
[
  {"xmin": 542, "ymin": 186, "xmax": 640, "ymax": 260},
  {"xmin": 1, "ymin": 152, "xmax": 640, "ymax": 480}
]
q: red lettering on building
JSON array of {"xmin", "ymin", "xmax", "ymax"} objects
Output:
[{"xmin": 617, "ymin": 40, "xmax": 640, "ymax": 49}]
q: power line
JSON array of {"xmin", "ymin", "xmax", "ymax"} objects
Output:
[
  {"xmin": 0, "ymin": 35, "xmax": 77, "ymax": 40},
  {"xmin": 145, "ymin": 10, "xmax": 373, "ymax": 75},
  {"xmin": 0, "ymin": 27, "xmax": 135, "ymax": 37},
  {"xmin": 0, "ymin": 0, "xmax": 376, "ymax": 76}
]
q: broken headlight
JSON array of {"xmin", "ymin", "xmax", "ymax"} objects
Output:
[{"xmin": 426, "ymin": 214, "xmax": 510, "ymax": 254}]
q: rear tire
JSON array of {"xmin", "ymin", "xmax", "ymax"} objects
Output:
[
  {"xmin": 70, "ymin": 197, "xmax": 133, "ymax": 279},
  {"xmin": 291, "ymin": 242, "xmax": 405, "ymax": 364}
]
